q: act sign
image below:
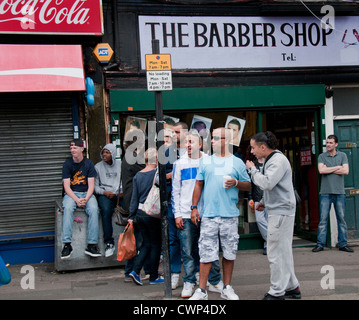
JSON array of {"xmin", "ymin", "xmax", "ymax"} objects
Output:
[{"xmin": 146, "ymin": 54, "xmax": 172, "ymax": 91}]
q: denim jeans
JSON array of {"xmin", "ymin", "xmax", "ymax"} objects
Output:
[
  {"xmin": 125, "ymin": 223, "xmax": 151, "ymax": 277},
  {"xmin": 168, "ymin": 204, "xmax": 182, "ymax": 274},
  {"xmin": 133, "ymin": 210, "xmax": 162, "ymax": 281},
  {"xmin": 317, "ymin": 194, "xmax": 348, "ymax": 248},
  {"xmin": 62, "ymin": 192, "xmax": 99, "ymax": 244},
  {"xmin": 97, "ymin": 195, "xmax": 117, "ymax": 245},
  {"xmin": 178, "ymin": 218, "xmax": 221, "ymax": 285}
]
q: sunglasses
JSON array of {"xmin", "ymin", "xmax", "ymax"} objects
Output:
[{"xmin": 212, "ymin": 136, "xmax": 225, "ymax": 141}]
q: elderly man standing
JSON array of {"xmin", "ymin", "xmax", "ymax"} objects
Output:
[
  {"xmin": 190, "ymin": 128, "xmax": 251, "ymax": 300},
  {"xmin": 246, "ymin": 131, "xmax": 300, "ymax": 300}
]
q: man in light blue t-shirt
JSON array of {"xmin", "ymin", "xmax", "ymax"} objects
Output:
[{"xmin": 189, "ymin": 128, "xmax": 251, "ymax": 300}]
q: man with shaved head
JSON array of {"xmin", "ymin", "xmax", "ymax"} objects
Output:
[{"xmin": 189, "ymin": 128, "xmax": 251, "ymax": 300}]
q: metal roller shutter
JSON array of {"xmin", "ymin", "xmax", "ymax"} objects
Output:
[{"xmin": 0, "ymin": 92, "xmax": 74, "ymax": 238}]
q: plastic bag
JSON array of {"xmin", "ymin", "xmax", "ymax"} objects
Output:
[
  {"xmin": 116, "ymin": 223, "xmax": 136, "ymax": 261},
  {"xmin": 0, "ymin": 255, "xmax": 11, "ymax": 287}
]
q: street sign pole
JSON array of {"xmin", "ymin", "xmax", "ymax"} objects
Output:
[{"xmin": 151, "ymin": 39, "xmax": 172, "ymax": 299}]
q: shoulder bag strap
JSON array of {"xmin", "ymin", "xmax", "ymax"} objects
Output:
[{"xmin": 263, "ymin": 151, "xmax": 279, "ymax": 175}]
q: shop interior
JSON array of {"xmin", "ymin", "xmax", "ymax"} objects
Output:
[{"xmin": 117, "ymin": 108, "xmax": 321, "ymax": 242}]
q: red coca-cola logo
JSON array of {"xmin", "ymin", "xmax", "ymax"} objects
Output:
[{"xmin": 0, "ymin": 0, "xmax": 103, "ymax": 35}]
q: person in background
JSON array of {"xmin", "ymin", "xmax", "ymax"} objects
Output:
[
  {"xmin": 312, "ymin": 134, "xmax": 353, "ymax": 253},
  {"xmin": 128, "ymin": 148, "xmax": 164, "ymax": 286},
  {"xmin": 95, "ymin": 143, "xmax": 122, "ymax": 257},
  {"xmin": 246, "ymin": 131, "xmax": 300, "ymax": 300},
  {"xmin": 190, "ymin": 128, "xmax": 251, "ymax": 300},
  {"xmin": 166, "ymin": 121, "xmax": 188, "ymax": 290},
  {"xmin": 121, "ymin": 129, "xmax": 151, "ymax": 282},
  {"xmin": 0, "ymin": 255, "xmax": 11, "ymax": 287},
  {"xmin": 246, "ymin": 147, "xmax": 268, "ymax": 255},
  {"xmin": 61, "ymin": 139, "xmax": 100, "ymax": 259},
  {"xmin": 172, "ymin": 129, "xmax": 223, "ymax": 298}
]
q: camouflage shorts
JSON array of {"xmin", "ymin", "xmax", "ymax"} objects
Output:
[{"xmin": 199, "ymin": 217, "xmax": 239, "ymax": 263}]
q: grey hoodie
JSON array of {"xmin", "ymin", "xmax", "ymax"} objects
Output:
[
  {"xmin": 249, "ymin": 150, "xmax": 295, "ymax": 216},
  {"xmin": 95, "ymin": 143, "xmax": 122, "ymax": 195}
]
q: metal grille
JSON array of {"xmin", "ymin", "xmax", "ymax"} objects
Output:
[{"xmin": 0, "ymin": 93, "xmax": 74, "ymax": 238}]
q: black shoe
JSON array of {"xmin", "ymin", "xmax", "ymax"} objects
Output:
[
  {"xmin": 262, "ymin": 293, "xmax": 285, "ymax": 300},
  {"xmin": 263, "ymin": 248, "xmax": 267, "ymax": 255},
  {"xmin": 339, "ymin": 246, "xmax": 354, "ymax": 253},
  {"xmin": 312, "ymin": 245, "xmax": 323, "ymax": 252},
  {"xmin": 284, "ymin": 286, "xmax": 301, "ymax": 299},
  {"xmin": 85, "ymin": 244, "xmax": 101, "ymax": 257},
  {"xmin": 61, "ymin": 243, "xmax": 72, "ymax": 259}
]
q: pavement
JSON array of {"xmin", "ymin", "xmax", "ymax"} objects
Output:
[{"xmin": 0, "ymin": 245, "xmax": 358, "ymax": 301}]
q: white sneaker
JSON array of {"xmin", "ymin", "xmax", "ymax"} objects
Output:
[
  {"xmin": 181, "ymin": 282, "xmax": 195, "ymax": 298},
  {"xmin": 221, "ymin": 285, "xmax": 239, "ymax": 300},
  {"xmin": 208, "ymin": 280, "xmax": 224, "ymax": 293},
  {"xmin": 105, "ymin": 243, "xmax": 115, "ymax": 257},
  {"xmin": 171, "ymin": 273, "xmax": 180, "ymax": 290},
  {"xmin": 189, "ymin": 288, "xmax": 208, "ymax": 300}
]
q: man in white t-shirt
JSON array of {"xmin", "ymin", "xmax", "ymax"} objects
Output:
[{"xmin": 189, "ymin": 128, "xmax": 251, "ymax": 300}]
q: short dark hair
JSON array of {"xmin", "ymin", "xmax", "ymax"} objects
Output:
[
  {"xmin": 327, "ymin": 134, "xmax": 338, "ymax": 143},
  {"xmin": 174, "ymin": 121, "xmax": 188, "ymax": 130},
  {"xmin": 251, "ymin": 131, "xmax": 277, "ymax": 150},
  {"xmin": 228, "ymin": 119, "xmax": 241, "ymax": 131}
]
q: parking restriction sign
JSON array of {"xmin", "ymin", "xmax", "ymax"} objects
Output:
[{"xmin": 145, "ymin": 54, "xmax": 172, "ymax": 91}]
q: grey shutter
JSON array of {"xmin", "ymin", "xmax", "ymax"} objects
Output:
[{"xmin": 0, "ymin": 93, "xmax": 74, "ymax": 238}]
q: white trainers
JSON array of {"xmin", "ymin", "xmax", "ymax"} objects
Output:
[
  {"xmin": 221, "ymin": 285, "xmax": 239, "ymax": 300},
  {"xmin": 189, "ymin": 288, "xmax": 208, "ymax": 300},
  {"xmin": 105, "ymin": 243, "xmax": 115, "ymax": 257},
  {"xmin": 181, "ymin": 282, "xmax": 195, "ymax": 298},
  {"xmin": 171, "ymin": 273, "xmax": 180, "ymax": 290},
  {"xmin": 208, "ymin": 280, "xmax": 224, "ymax": 293}
]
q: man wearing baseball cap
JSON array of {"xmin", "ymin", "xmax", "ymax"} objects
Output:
[{"xmin": 61, "ymin": 139, "xmax": 101, "ymax": 259}]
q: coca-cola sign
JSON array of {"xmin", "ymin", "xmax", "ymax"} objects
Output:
[{"xmin": 0, "ymin": 0, "xmax": 103, "ymax": 35}]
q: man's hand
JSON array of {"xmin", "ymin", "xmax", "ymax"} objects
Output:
[
  {"xmin": 191, "ymin": 208, "xmax": 200, "ymax": 226},
  {"xmin": 175, "ymin": 217, "xmax": 184, "ymax": 230},
  {"xmin": 104, "ymin": 190, "xmax": 116, "ymax": 199},
  {"xmin": 246, "ymin": 160, "xmax": 255, "ymax": 170}
]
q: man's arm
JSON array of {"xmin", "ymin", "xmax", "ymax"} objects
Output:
[
  {"xmin": 318, "ymin": 163, "xmax": 349, "ymax": 175},
  {"xmin": 191, "ymin": 180, "xmax": 204, "ymax": 226},
  {"xmin": 86, "ymin": 177, "xmax": 95, "ymax": 201},
  {"xmin": 63, "ymin": 178, "xmax": 82, "ymax": 207}
]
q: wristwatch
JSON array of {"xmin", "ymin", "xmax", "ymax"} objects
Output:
[{"xmin": 190, "ymin": 205, "xmax": 198, "ymax": 210}]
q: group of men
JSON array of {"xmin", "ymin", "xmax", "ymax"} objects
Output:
[
  {"xmin": 60, "ymin": 125, "xmax": 353, "ymax": 300},
  {"xmin": 61, "ymin": 138, "xmax": 121, "ymax": 259}
]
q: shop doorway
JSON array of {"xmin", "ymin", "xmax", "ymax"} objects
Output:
[
  {"xmin": 335, "ymin": 120, "xmax": 359, "ymax": 241},
  {"xmin": 263, "ymin": 110, "xmax": 321, "ymax": 242}
]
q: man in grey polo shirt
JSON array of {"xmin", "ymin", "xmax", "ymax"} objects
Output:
[{"xmin": 312, "ymin": 134, "xmax": 354, "ymax": 253}]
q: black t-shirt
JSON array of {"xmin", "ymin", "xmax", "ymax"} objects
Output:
[{"xmin": 62, "ymin": 157, "xmax": 97, "ymax": 192}]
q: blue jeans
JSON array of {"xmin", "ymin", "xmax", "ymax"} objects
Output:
[
  {"xmin": 97, "ymin": 195, "xmax": 117, "ymax": 245},
  {"xmin": 178, "ymin": 218, "xmax": 221, "ymax": 285},
  {"xmin": 317, "ymin": 194, "xmax": 348, "ymax": 248},
  {"xmin": 133, "ymin": 210, "xmax": 162, "ymax": 281},
  {"xmin": 62, "ymin": 192, "xmax": 99, "ymax": 244},
  {"xmin": 125, "ymin": 223, "xmax": 151, "ymax": 277},
  {"xmin": 168, "ymin": 204, "xmax": 182, "ymax": 274}
]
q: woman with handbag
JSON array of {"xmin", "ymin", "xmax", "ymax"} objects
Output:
[{"xmin": 128, "ymin": 148, "xmax": 164, "ymax": 285}]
